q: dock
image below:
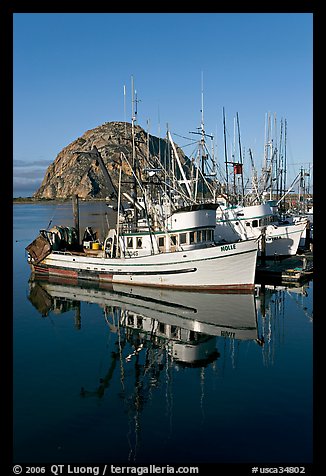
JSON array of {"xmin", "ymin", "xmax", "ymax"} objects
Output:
[{"xmin": 255, "ymin": 250, "xmax": 313, "ymax": 285}]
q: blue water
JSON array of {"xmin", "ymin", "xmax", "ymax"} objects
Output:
[{"xmin": 13, "ymin": 202, "xmax": 313, "ymax": 465}]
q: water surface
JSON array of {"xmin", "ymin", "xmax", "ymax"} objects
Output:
[{"xmin": 13, "ymin": 202, "xmax": 313, "ymax": 464}]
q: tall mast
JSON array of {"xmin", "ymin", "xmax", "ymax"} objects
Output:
[
  {"xmin": 188, "ymin": 72, "xmax": 214, "ymax": 201},
  {"xmin": 223, "ymin": 107, "xmax": 229, "ymax": 203},
  {"xmin": 283, "ymin": 119, "xmax": 287, "ymax": 211},
  {"xmin": 200, "ymin": 72, "xmax": 205, "ymax": 200},
  {"xmin": 131, "ymin": 76, "xmax": 138, "ymax": 225},
  {"xmin": 123, "ymin": 84, "xmax": 127, "ymax": 143},
  {"xmin": 236, "ymin": 112, "xmax": 245, "ymax": 205},
  {"xmin": 277, "ymin": 119, "xmax": 282, "ymax": 203}
]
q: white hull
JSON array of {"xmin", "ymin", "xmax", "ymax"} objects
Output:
[
  {"xmin": 215, "ymin": 203, "xmax": 307, "ymax": 257},
  {"xmin": 31, "ymin": 238, "xmax": 258, "ymax": 291},
  {"xmin": 261, "ymin": 221, "xmax": 307, "ymax": 256}
]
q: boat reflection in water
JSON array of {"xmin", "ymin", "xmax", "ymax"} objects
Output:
[
  {"xmin": 26, "ymin": 276, "xmax": 312, "ymax": 463},
  {"xmin": 28, "ymin": 276, "xmax": 259, "ymax": 366}
]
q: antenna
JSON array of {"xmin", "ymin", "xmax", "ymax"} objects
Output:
[{"xmin": 201, "ymin": 71, "xmax": 204, "ymax": 136}]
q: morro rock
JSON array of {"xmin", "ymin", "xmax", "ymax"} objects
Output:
[{"xmin": 34, "ymin": 121, "xmax": 188, "ymax": 200}]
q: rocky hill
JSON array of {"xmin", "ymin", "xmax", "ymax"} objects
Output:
[{"xmin": 34, "ymin": 121, "xmax": 189, "ymax": 200}]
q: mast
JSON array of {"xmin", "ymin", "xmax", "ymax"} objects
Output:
[
  {"xmin": 236, "ymin": 112, "xmax": 245, "ymax": 205},
  {"xmin": 277, "ymin": 119, "xmax": 283, "ymax": 205},
  {"xmin": 283, "ymin": 119, "xmax": 287, "ymax": 212},
  {"xmin": 223, "ymin": 107, "xmax": 229, "ymax": 203},
  {"xmin": 200, "ymin": 72, "xmax": 205, "ymax": 200},
  {"xmin": 131, "ymin": 76, "xmax": 139, "ymax": 227},
  {"xmin": 188, "ymin": 72, "xmax": 214, "ymax": 202},
  {"xmin": 123, "ymin": 84, "xmax": 127, "ymax": 143}
]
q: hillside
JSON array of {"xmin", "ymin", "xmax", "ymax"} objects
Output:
[{"xmin": 34, "ymin": 121, "xmax": 188, "ymax": 200}]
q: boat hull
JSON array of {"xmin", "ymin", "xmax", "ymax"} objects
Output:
[
  {"xmin": 259, "ymin": 221, "xmax": 307, "ymax": 256},
  {"xmin": 30, "ymin": 239, "xmax": 258, "ymax": 291}
]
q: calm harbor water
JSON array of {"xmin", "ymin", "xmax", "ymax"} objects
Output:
[{"xmin": 13, "ymin": 202, "xmax": 313, "ymax": 465}]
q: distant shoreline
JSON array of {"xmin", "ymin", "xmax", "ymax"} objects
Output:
[{"xmin": 13, "ymin": 197, "xmax": 108, "ymax": 204}]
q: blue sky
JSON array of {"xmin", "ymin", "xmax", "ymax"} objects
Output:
[{"xmin": 13, "ymin": 13, "xmax": 313, "ymax": 197}]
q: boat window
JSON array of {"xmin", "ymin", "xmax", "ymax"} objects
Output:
[
  {"xmin": 159, "ymin": 323, "xmax": 165, "ymax": 334},
  {"xmin": 202, "ymin": 230, "xmax": 207, "ymax": 241},
  {"xmin": 252, "ymin": 220, "xmax": 259, "ymax": 228},
  {"xmin": 245, "ymin": 222, "xmax": 251, "ymax": 227},
  {"xmin": 170, "ymin": 235, "xmax": 177, "ymax": 246},
  {"xmin": 197, "ymin": 230, "xmax": 202, "ymax": 242},
  {"xmin": 190, "ymin": 232, "xmax": 195, "ymax": 244},
  {"xmin": 189, "ymin": 330, "xmax": 196, "ymax": 341},
  {"xmin": 207, "ymin": 230, "xmax": 213, "ymax": 241},
  {"xmin": 179, "ymin": 233, "xmax": 187, "ymax": 245},
  {"xmin": 127, "ymin": 237, "xmax": 133, "ymax": 248},
  {"xmin": 171, "ymin": 325, "xmax": 179, "ymax": 338},
  {"xmin": 137, "ymin": 317, "xmax": 143, "ymax": 328},
  {"xmin": 136, "ymin": 237, "xmax": 142, "ymax": 248},
  {"xmin": 158, "ymin": 236, "xmax": 165, "ymax": 248},
  {"xmin": 127, "ymin": 315, "xmax": 134, "ymax": 326}
]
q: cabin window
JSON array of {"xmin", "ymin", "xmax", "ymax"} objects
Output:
[
  {"xmin": 207, "ymin": 230, "xmax": 213, "ymax": 241},
  {"xmin": 202, "ymin": 230, "xmax": 207, "ymax": 241},
  {"xmin": 127, "ymin": 237, "xmax": 133, "ymax": 248},
  {"xmin": 189, "ymin": 232, "xmax": 195, "ymax": 244},
  {"xmin": 137, "ymin": 317, "xmax": 143, "ymax": 328},
  {"xmin": 171, "ymin": 325, "xmax": 179, "ymax": 338},
  {"xmin": 128, "ymin": 315, "xmax": 134, "ymax": 326},
  {"xmin": 252, "ymin": 220, "xmax": 259, "ymax": 228},
  {"xmin": 197, "ymin": 230, "xmax": 202, "ymax": 242},
  {"xmin": 136, "ymin": 237, "xmax": 143, "ymax": 248},
  {"xmin": 159, "ymin": 323, "xmax": 165, "ymax": 334},
  {"xmin": 170, "ymin": 235, "xmax": 177, "ymax": 246},
  {"xmin": 179, "ymin": 233, "xmax": 187, "ymax": 245},
  {"xmin": 158, "ymin": 236, "xmax": 165, "ymax": 248}
]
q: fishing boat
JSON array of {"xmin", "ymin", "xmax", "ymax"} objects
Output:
[
  {"xmin": 215, "ymin": 201, "xmax": 307, "ymax": 257},
  {"xmin": 168, "ymin": 99, "xmax": 306, "ymax": 259},
  {"xmin": 26, "ymin": 196, "xmax": 258, "ymax": 291},
  {"xmin": 26, "ymin": 78, "xmax": 258, "ymax": 291}
]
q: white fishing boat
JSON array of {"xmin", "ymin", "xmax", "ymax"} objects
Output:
[
  {"xmin": 283, "ymin": 206, "xmax": 313, "ymax": 248},
  {"xmin": 215, "ymin": 201, "xmax": 307, "ymax": 257},
  {"xmin": 26, "ymin": 200, "xmax": 258, "ymax": 291},
  {"xmin": 168, "ymin": 103, "xmax": 306, "ymax": 258},
  {"xmin": 26, "ymin": 78, "xmax": 260, "ymax": 290}
]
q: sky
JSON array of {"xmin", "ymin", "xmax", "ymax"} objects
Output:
[{"xmin": 13, "ymin": 12, "xmax": 313, "ymax": 197}]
